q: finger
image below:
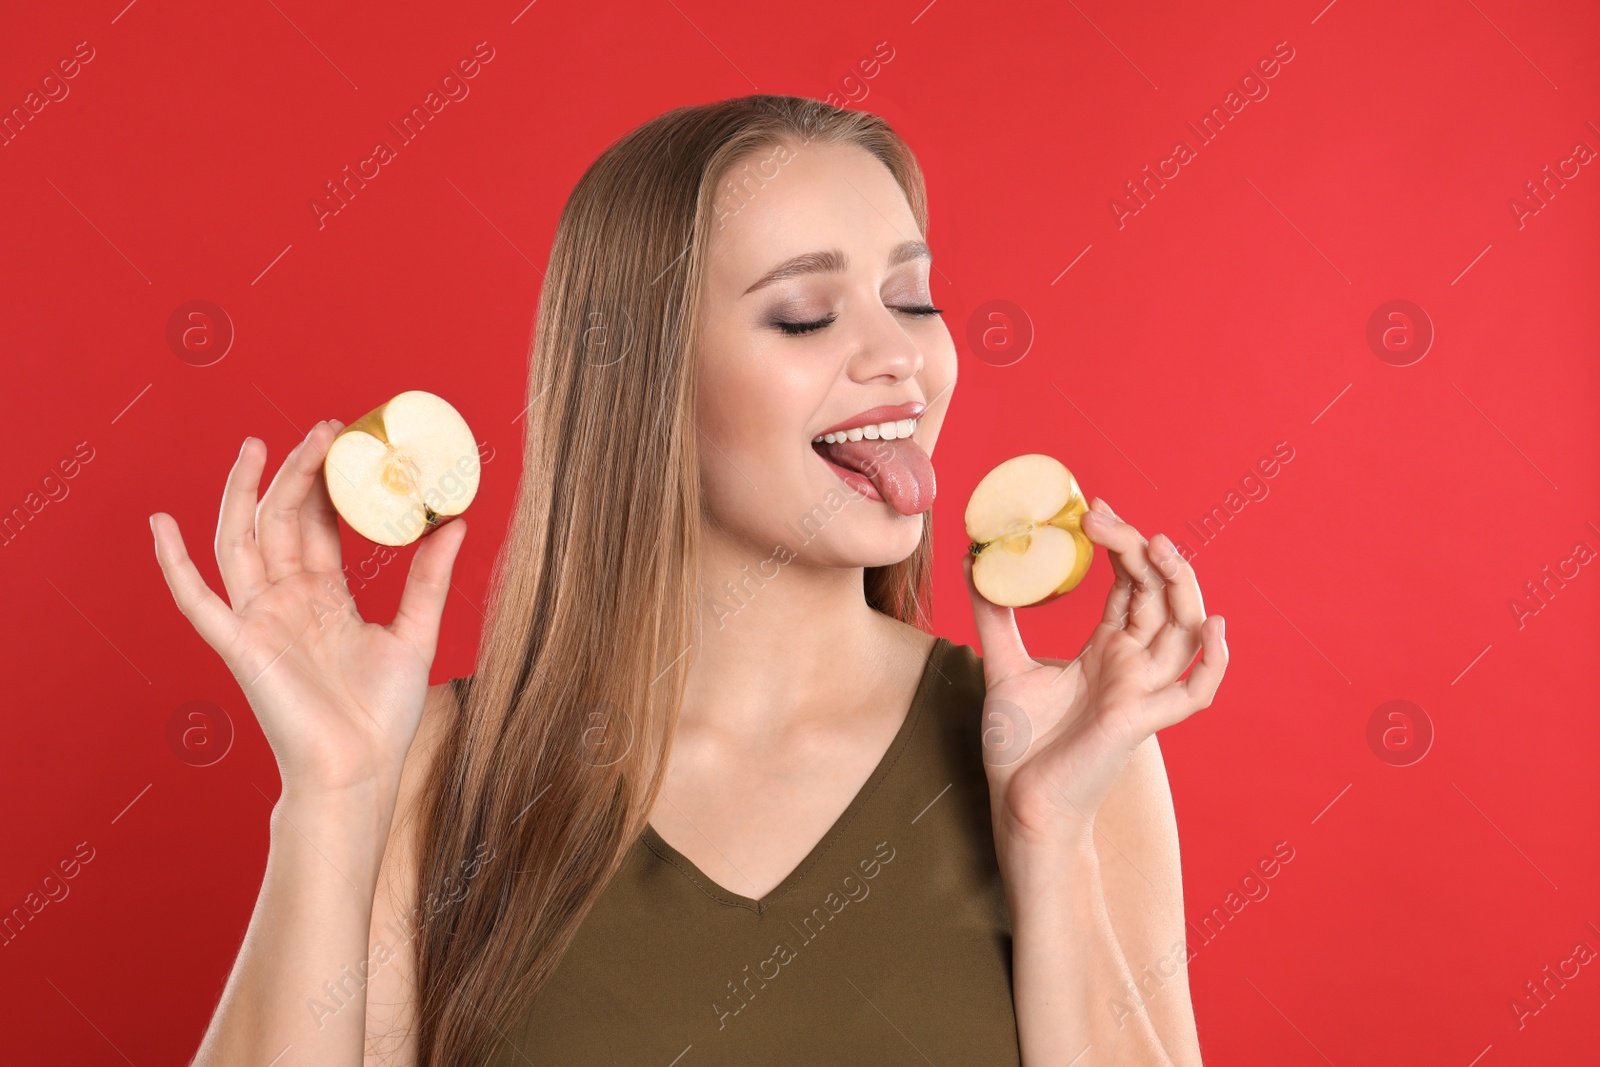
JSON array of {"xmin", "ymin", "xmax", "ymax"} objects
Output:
[
  {"xmin": 214, "ymin": 437, "xmax": 269, "ymax": 610},
  {"xmin": 1144, "ymin": 615, "xmax": 1228, "ymax": 732},
  {"xmin": 1089, "ymin": 499, "xmax": 1132, "ymax": 627},
  {"xmin": 1147, "ymin": 534, "xmax": 1207, "ymax": 681},
  {"xmin": 301, "ymin": 419, "xmax": 347, "ymax": 577},
  {"xmin": 256, "ymin": 422, "xmax": 333, "ymax": 584},
  {"xmin": 1102, "ymin": 567, "xmax": 1134, "ymax": 634},
  {"xmin": 152, "ymin": 512, "xmax": 243, "ymax": 654},
  {"xmin": 962, "ymin": 553, "xmax": 1034, "ymax": 685},
  {"xmin": 1081, "ymin": 499, "xmax": 1167, "ymax": 645},
  {"xmin": 388, "ymin": 519, "xmax": 468, "ymax": 662}
]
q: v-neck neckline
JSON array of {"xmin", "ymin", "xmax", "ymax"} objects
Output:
[{"xmin": 640, "ymin": 634, "xmax": 950, "ymax": 915}]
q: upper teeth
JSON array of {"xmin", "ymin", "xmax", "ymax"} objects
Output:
[{"xmin": 813, "ymin": 418, "xmax": 919, "ymax": 445}]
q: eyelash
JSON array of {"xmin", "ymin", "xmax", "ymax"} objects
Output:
[{"xmin": 774, "ymin": 304, "xmax": 945, "ymax": 337}]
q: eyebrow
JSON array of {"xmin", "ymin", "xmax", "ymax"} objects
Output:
[{"xmin": 742, "ymin": 238, "xmax": 931, "ymax": 296}]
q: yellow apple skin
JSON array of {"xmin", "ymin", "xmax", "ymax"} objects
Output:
[
  {"xmin": 965, "ymin": 456, "xmax": 1095, "ymax": 608},
  {"xmin": 1034, "ymin": 495, "xmax": 1094, "ymax": 604}
]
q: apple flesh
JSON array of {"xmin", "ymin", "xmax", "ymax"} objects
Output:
[
  {"xmin": 965, "ymin": 454, "xmax": 1093, "ymax": 607},
  {"xmin": 323, "ymin": 390, "xmax": 480, "ymax": 547}
]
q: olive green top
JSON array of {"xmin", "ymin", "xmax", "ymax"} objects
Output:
[{"xmin": 488, "ymin": 635, "xmax": 1021, "ymax": 1065}]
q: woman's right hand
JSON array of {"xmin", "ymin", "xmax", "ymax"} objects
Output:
[{"xmin": 149, "ymin": 420, "xmax": 469, "ymax": 799}]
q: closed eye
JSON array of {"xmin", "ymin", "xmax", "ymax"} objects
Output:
[{"xmin": 774, "ymin": 305, "xmax": 945, "ymax": 337}]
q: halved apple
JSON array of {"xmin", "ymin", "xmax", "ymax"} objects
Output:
[
  {"xmin": 965, "ymin": 454, "xmax": 1093, "ymax": 607},
  {"xmin": 323, "ymin": 390, "xmax": 480, "ymax": 547}
]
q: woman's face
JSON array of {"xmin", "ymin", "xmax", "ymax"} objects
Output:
[{"xmin": 695, "ymin": 138, "xmax": 957, "ymax": 571}]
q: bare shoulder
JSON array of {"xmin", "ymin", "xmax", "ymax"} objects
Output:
[
  {"xmin": 392, "ymin": 680, "xmax": 459, "ymax": 849},
  {"xmin": 362, "ymin": 679, "xmax": 461, "ymax": 1066}
]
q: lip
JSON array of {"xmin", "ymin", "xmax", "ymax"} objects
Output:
[{"xmin": 814, "ymin": 401, "xmax": 926, "ymax": 439}]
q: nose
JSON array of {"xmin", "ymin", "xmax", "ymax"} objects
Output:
[{"xmin": 845, "ymin": 302, "xmax": 924, "ymax": 385}]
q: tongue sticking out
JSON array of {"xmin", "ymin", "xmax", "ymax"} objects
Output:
[{"xmin": 815, "ymin": 436, "xmax": 937, "ymax": 516}]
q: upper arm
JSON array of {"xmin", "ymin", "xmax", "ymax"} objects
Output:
[
  {"xmin": 362, "ymin": 680, "xmax": 457, "ymax": 1067},
  {"xmin": 1094, "ymin": 734, "xmax": 1203, "ymax": 1066}
]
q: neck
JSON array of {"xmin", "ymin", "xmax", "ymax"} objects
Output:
[{"xmin": 682, "ymin": 523, "xmax": 913, "ymax": 735}]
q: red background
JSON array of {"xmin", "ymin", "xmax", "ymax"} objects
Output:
[{"xmin": 3, "ymin": 0, "xmax": 1597, "ymax": 1063}]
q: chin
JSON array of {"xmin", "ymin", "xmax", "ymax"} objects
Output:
[{"xmin": 796, "ymin": 504, "xmax": 926, "ymax": 570}]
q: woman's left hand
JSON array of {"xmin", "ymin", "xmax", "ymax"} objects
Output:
[{"xmin": 962, "ymin": 496, "xmax": 1229, "ymax": 853}]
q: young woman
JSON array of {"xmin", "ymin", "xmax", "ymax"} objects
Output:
[{"xmin": 150, "ymin": 94, "xmax": 1226, "ymax": 1066}]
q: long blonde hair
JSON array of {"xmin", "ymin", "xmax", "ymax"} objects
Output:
[{"xmin": 413, "ymin": 94, "xmax": 934, "ymax": 1065}]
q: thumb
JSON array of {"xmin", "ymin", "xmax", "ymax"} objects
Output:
[
  {"xmin": 389, "ymin": 518, "xmax": 467, "ymax": 662},
  {"xmin": 963, "ymin": 552, "xmax": 1034, "ymax": 686}
]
